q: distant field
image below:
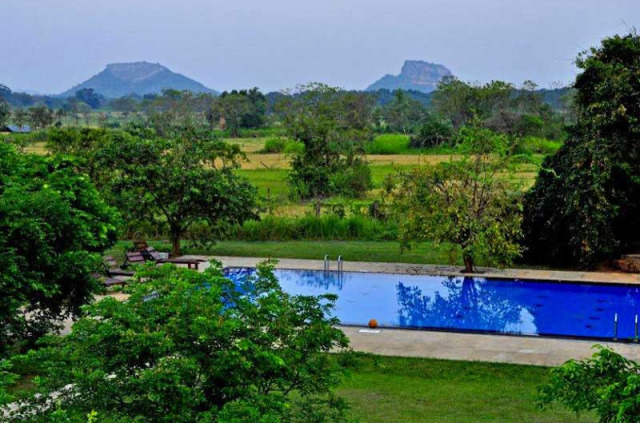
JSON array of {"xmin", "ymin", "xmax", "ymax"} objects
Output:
[{"xmin": 15, "ymin": 132, "xmax": 542, "ymax": 212}]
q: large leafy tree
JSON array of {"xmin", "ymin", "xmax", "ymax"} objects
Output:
[
  {"xmin": 392, "ymin": 126, "xmax": 523, "ymax": 272},
  {"xmin": 0, "ymin": 144, "xmax": 118, "ymax": 355},
  {"xmin": 539, "ymin": 346, "xmax": 640, "ymax": 422},
  {"xmin": 523, "ymin": 33, "xmax": 640, "ymax": 268},
  {"xmin": 382, "ymin": 89, "xmax": 426, "ymax": 133},
  {"xmin": 278, "ymin": 83, "xmax": 373, "ymax": 199},
  {"xmin": 97, "ymin": 129, "xmax": 258, "ymax": 256},
  {"xmin": 0, "ymin": 99, "xmax": 9, "ymax": 128},
  {"xmin": 2, "ymin": 261, "xmax": 351, "ymax": 422}
]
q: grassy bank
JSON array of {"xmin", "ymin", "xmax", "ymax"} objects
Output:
[
  {"xmin": 107, "ymin": 240, "xmax": 461, "ymax": 266},
  {"xmin": 341, "ymin": 355, "xmax": 593, "ymax": 423}
]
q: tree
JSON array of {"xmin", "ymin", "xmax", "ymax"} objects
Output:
[
  {"xmin": 392, "ymin": 126, "xmax": 523, "ymax": 272},
  {"xmin": 0, "ymin": 100, "xmax": 9, "ymax": 128},
  {"xmin": 12, "ymin": 108, "xmax": 28, "ymax": 129},
  {"xmin": 210, "ymin": 92, "xmax": 252, "ymax": 137},
  {"xmin": 2, "ymin": 261, "xmax": 351, "ymax": 422},
  {"xmin": 409, "ymin": 113, "xmax": 454, "ymax": 149},
  {"xmin": 27, "ymin": 105, "xmax": 54, "ymax": 130},
  {"xmin": 75, "ymin": 88, "xmax": 105, "ymax": 109},
  {"xmin": 278, "ymin": 83, "xmax": 373, "ymax": 199},
  {"xmin": 539, "ymin": 346, "xmax": 640, "ymax": 422},
  {"xmin": 97, "ymin": 129, "xmax": 258, "ymax": 256},
  {"xmin": 432, "ymin": 77, "xmax": 514, "ymax": 129},
  {"xmin": 523, "ymin": 33, "xmax": 640, "ymax": 268},
  {"xmin": 77, "ymin": 102, "xmax": 92, "ymax": 127},
  {"xmin": 108, "ymin": 96, "xmax": 138, "ymax": 120},
  {"xmin": 382, "ymin": 89, "xmax": 425, "ymax": 133},
  {"xmin": 0, "ymin": 144, "xmax": 118, "ymax": 355}
]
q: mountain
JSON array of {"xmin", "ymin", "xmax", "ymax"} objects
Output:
[
  {"xmin": 366, "ymin": 60, "xmax": 453, "ymax": 93},
  {"xmin": 60, "ymin": 62, "xmax": 217, "ymax": 98}
]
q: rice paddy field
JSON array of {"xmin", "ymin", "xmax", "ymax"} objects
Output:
[{"xmin": 16, "ymin": 133, "xmax": 543, "ymax": 216}]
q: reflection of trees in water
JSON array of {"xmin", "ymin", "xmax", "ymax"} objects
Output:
[
  {"xmin": 396, "ymin": 277, "xmax": 523, "ymax": 332},
  {"xmin": 224, "ymin": 268, "xmax": 344, "ymax": 291},
  {"xmin": 281, "ymin": 270, "xmax": 343, "ymax": 290}
]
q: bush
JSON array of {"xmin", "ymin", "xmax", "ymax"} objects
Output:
[
  {"xmin": 260, "ymin": 138, "xmax": 305, "ymax": 154},
  {"xmin": 260, "ymin": 137, "xmax": 287, "ymax": 153},
  {"xmin": 330, "ymin": 160, "xmax": 372, "ymax": 198},
  {"xmin": 512, "ymin": 136, "xmax": 562, "ymax": 155},
  {"xmin": 365, "ymin": 134, "xmax": 410, "ymax": 154},
  {"xmin": 227, "ymin": 215, "xmax": 398, "ymax": 241},
  {"xmin": 409, "ymin": 118, "xmax": 454, "ymax": 149}
]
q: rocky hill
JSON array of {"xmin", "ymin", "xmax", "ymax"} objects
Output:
[
  {"xmin": 60, "ymin": 62, "xmax": 217, "ymax": 98},
  {"xmin": 366, "ymin": 60, "xmax": 453, "ymax": 93}
]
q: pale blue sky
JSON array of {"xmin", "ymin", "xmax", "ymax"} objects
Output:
[{"xmin": 1, "ymin": 0, "xmax": 638, "ymax": 94}]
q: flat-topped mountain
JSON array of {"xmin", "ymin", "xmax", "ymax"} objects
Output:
[
  {"xmin": 60, "ymin": 62, "xmax": 217, "ymax": 98},
  {"xmin": 366, "ymin": 60, "xmax": 453, "ymax": 93}
]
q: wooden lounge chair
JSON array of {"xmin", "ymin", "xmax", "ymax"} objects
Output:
[
  {"xmin": 103, "ymin": 255, "xmax": 135, "ymax": 277},
  {"xmin": 123, "ymin": 251, "xmax": 146, "ymax": 269},
  {"xmin": 92, "ymin": 273, "xmax": 127, "ymax": 288},
  {"xmin": 142, "ymin": 247, "xmax": 206, "ymax": 270}
]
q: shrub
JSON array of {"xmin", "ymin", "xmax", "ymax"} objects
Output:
[
  {"xmin": 260, "ymin": 138, "xmax": 305, "ymax": 154},
  {"xmin": 330, "ymin": 160, "xmax": 372, "ymax": 198},
  {"xmin": 409, "ymin": 118, "xmax": 454, "ymax": 149},
  {"xmin": 365, "ymin": 134, "xmax": 410, "ymax": 154},
  {"xmin": 227, "ymin": 215, "xmax": 398, "ymax": 241},
  {"xmin": 260, "ymin": 137, "xmax": 287, "ymax": 153},
  {"xmin": 511, "ymin": 136, "xmax": 562, "ymax": 155}
]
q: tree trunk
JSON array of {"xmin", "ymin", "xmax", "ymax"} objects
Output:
[
  {"xmin": 171, "ymin": 236, "xmax": 181, "ymax": 257},
  {"xmin": 463, "ymin": 255, "xmax": 474, "ymax": 273}
]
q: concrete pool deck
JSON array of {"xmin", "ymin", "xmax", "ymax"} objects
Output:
[
  {"xmin": 188, "ymin": 255, "xmax": 640, "ymax": 285},
  {"xmin": 182, "ymin": 255, "xmax": 640, "ymax": 366}
]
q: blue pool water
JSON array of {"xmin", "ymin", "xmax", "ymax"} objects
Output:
[{"xmin": 224, "ymin": 268, "xmax": 640, "ymax": 340}]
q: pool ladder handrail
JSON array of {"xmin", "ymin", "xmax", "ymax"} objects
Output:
[
  {"xmin": 337, "ymin": 255, "xmax": 343, "ymax": 273},
  {"xmin": 324, "ymin": 255, "xmax": 329, "ymax": 272}
]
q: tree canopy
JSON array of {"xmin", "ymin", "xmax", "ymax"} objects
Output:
[
  {"xmin": 392, "ymin": 126, "xmax": 523, "ymax": 272},
  {"xmin": 2, "ymin": 261, "xmax": 351, "ymax": 422},
  {"xmin": 523, "ymin": 32, "xmax": 640, "ymax": 268},
  {"xmin": 96, "ymin": 128, "xmax": 259, "ymax": 256},
  {"xmin": 539, "ymin": 346, "xmax": 640, "ymax": 422},
  {"xmin": 278, "ymin": 83, "xmax": 373, "ymax": 199},
  {"xmin": 0, "ymin": 144, "xmax": 118, "ymax": 355}
]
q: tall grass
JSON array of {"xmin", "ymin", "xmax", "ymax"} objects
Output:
[
  {"xmin": 228, "ymin": 215, "xmax": 398, "ymax": 241},
  {"xmin": 365, "ymin": 134, "xmax": 411, "ymax": 154}
]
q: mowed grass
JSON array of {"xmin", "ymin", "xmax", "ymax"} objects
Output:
[
  {"xmin": 341, "ymin": 355, "xmax": 594, "ymax": 423},
  {"xmin": 107, "ymin": 240, "xmax": 461, "ymax": 266}
]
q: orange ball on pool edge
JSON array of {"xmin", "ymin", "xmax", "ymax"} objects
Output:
[{"xmin": 368, "ymin": 319, "xmax": 378, "ymax": 329}]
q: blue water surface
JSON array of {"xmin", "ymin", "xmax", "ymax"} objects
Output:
[{"xmin": 224, "ymin": 268, "xmax": 640, "ymax": 340}]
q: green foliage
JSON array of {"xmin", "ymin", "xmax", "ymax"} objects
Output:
[
  {"xmin": 523, "ymin": 32, "xmax": 640, "ymax": 268},
  {"xmin": 96, "ymin": 129, "xmax": 259, "ymax": 255},
  {"xmin": 392, "ymin": 126, "xmax": 523, "ymax": 271},
  {"xmin": 0, "ymin": 99, "xmax": 10, "ymax": 127},
  {"xmin": 365, "ymin": 134, "xmax": 411, "ymax": 154},
  {"xmin": 511, "ymin": 136, "xmax": 562, "ymax": 156},
  {"xmin": 409, "ymin": 115, "xmax": 454, "ymax": 149},
  {"xmin": 3, "ymin": 261, "xmax": 351, "ymax": 422},
  {"xmin": 260, "ymin": 137, "xmax": 304, "ymax": 154},
  {"xmin": 0, "ymin": 144, "xmax": 118, "ymax": 355},
  {"xmin": 381, "ymin": 89, "xmax": 426, "ymax": 133},
  {"xmin": 210, "ymin": 88, "xmax": 267, "ymax": 137},
  {"xmin": 228, "ymin": 215, "xmax": 398, "ymax": 241},
  {"xmin": 278, "ymin": 83, "xmax": 373, "ymax": 199},
  {"xmin": 539, "ymin": 346, "xmax": 640, "ymax": 422}
]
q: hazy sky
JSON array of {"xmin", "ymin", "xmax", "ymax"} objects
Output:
[{"xmin": 1, "ymin": 0, "xmax": 638, "ymax": 94}]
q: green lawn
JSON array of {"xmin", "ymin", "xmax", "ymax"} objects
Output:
[
  {"xmin": 108, "ymin": 240, "xmax": 461, "ymax": 266},
  {"xmin": 341, "ymin": 355, "xmax": 593, "ymax": 423}
]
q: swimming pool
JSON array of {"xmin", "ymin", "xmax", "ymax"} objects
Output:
[{"xmin": 224, "ymin": 267, "xmax": 640, "ymax": 341}]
